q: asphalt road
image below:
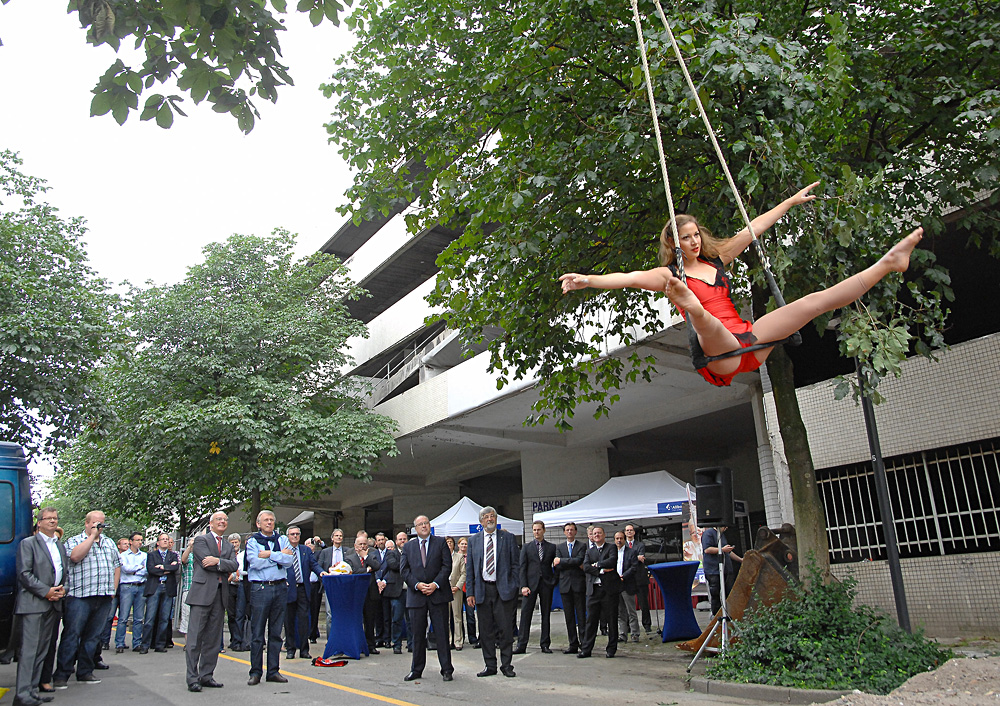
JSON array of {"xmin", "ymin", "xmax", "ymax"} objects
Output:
[{"xmin": 0, "ymin": 609, "xmax": 783, "ymax": 706}]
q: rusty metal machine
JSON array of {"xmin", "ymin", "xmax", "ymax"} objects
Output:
[{"xmin": 679, "ymin": 523, "xmax": 799, "ymax": 655}]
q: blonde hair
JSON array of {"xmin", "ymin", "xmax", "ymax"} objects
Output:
[{"xmin": 658, "ymin": 214, "xmax": 724, "ymax": 267}]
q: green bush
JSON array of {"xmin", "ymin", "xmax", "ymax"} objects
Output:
[{"xmin": 705, "ymin": 569, "xmax": 950, "ymax": 694}]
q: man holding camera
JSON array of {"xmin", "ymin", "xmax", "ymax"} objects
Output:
[{"xmin": 53, "ymin": 511, "xmax": 121, "ymax": 689}]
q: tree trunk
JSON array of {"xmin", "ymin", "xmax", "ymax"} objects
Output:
[
  {"xmin": 179, "ymin": 506, "xmax": 188, "ymax": 539},
  {"xmin": 766, "ymin": 346, "xmax": 831, "ymax": 574},
  {"xmin": 251, "ymin": 486, "xmax": 261, "ymax": 525}
]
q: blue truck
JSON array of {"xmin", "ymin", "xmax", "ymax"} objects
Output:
[{"xmin": 0, "ymin": 442, "xmax": 33, "ymax": 649}]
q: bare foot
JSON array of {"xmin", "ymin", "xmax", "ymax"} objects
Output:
[
  {"xmin": 882, "ymin": 227, "xmax": 923, "ymax": 273},
  {"xmin": 665, "ymin": 272, "xmax": 705, "ymax": 315}
]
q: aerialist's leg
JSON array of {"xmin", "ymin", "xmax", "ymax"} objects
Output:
[
  {"xmin": 664, "ymin": 277, "xmax": 744, "ymax": 377},
  {"xmin": 750, "ymin": 227, "xmax": 922, "ymax": 357}
]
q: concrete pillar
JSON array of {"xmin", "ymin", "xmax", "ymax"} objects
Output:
[
  {"xmin": 750, "ymin": 381, "xmax": 783, "ymax": 528},
  {"xmin": 392, "ymin": 488, "xmax": 461, "ymax": 533},
  {"xmin": 520, "ymin": 447, "xmax": 611, "ymax": 541},
  {"xmin": 759, "ymin": 366, "xmax": 796, "ymax": 525}
]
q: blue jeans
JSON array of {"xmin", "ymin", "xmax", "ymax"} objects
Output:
[
  {"xmin": 116, "ymin": 583, "xmax": 146, "ymax": 648},
  {"xmin": 54, "ymin": 595, "xmax": 113, "ymax": 681},
  {"xmin": 99, "ymin": 590, "xmax": 118, "ymax": 647},
  {"xmin": 249, "ymin": 582, "xmax": 286, "ymax": 678},
  {"xmin": 142, "ymin": 583, "xmax": 174, "ymax": 649}
]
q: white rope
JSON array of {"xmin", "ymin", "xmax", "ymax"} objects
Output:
[
  {"xmin": 648, "ymin": 0, "xmax": 776, "ymax": 279},
  {"xmin": 630, "ymin": 0, "xmax": 684, "ymax": 280}
]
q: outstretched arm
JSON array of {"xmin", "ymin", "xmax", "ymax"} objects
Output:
[
  {"xmin": 560, "ymin": 267, "xmax": 673, "ymax": 294},
  {"xmin": 716, "ymin": 182, "xmax": 819, "ymax": 265}
]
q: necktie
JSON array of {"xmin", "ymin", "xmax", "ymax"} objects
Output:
[
  {"xmin": 486, "ymin": 534, "xmax": 495, "ymax": 577},
  {"xmin": 217, "ymin": 535, "xmax": 223, "ymax": 554},
  {"xmin": 536, "ymin": 540, "xmax": 543, "ymax": 561},
  {"xmin": 421, "ymin": 539, "xmax": 427, "ymax": 567},
  {"xmin": 293, "ymin": 547, "xmax": 303, "ymax": 583}
]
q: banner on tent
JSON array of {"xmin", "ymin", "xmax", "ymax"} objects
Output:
[
  {"xmin": 656, "ymin": 500, "xmax": 685, "ymax": 514},
  {"xmin": 468, "ymin": 523, "xmax": 506, "ymax": 534}
]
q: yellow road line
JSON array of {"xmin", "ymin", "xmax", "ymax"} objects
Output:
[{"xmin": 172, "ymin": 637, "xmax": 422, "ymax": 706}]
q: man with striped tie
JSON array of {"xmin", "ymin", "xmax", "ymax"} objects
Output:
[{"xmin": 466, "ymin": 506, "xmax": 520, "ymax": 678}]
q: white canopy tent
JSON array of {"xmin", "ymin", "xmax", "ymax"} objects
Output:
[
  {"xmin": 532, "ymin": 471, "xmax": 695, "ymax": 526},
  {"xmin": 416, "ymin": 496, "xmax": 525, "ymax": 537}
]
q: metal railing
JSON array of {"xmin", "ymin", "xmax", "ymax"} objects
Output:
[{"xmin": 818, "ymin": 437, "xmax": 1000, "ymax": 563}]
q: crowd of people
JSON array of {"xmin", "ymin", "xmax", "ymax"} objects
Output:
[{"xmin": 10, "ymin": 503, "xmax": 711, "ymax": 703}]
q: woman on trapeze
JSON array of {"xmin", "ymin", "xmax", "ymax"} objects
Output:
[{"xmin": 559, "ymin": 182, "xmax": 923, "ymax": 387}]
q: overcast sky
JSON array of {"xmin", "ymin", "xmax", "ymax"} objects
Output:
[
  {"xmin": 1, "ymin": 1, "xmax": 358, "ymax": 288},
  {"xmin": 2, "ymin": 2, "xmax": 364, "ymax": 478}
]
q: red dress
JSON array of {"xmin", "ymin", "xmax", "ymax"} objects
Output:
[{"xmin": 676, "ymin": 257, "xmax": 762, "ymax": 387}]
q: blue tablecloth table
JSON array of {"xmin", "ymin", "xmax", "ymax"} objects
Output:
[
  {"xmin": 646, "ymin": 561, "xmax": 702, "ymax": 642},
  {"xmin": 322, "ymin": 573, "xmax": 371, "ymax": 659}
]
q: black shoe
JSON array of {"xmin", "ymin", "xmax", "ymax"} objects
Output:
[
  {"xmin": 368, "ymin": 648, "xmax": 379, "ymax": 655},
  {"xmin": 310, "ymin": 638, "xmax": 318, "ymax": 644},
  {"xmin": 115, "ymin": 647, "xmax": 125, "ymax": 654},
  {"xmin": 512, "ymin": 646, "xmax": 526, "ymax": 654},
  {"xmin": 541, "ymin": 646, "xmax": 553, "ymax": 653},
  {"xmin": 200, "ymin": 679, "xmax": 224, "ymax": 688},
  {"xmin": 406, "ymin": 645, "xmax": 412, "ymax": 652},
  {"xmin": 403, "ymin": 671, "xmax": 422, "ymax": 681},
  {"xmin": 477, "ymin": 668, "xmax": 497, "ymax": 677},
  {"xmin": 265, "ymin": 674, "xmax": 288, "ymax": 683},
  {"xmin": 166, "ymin": 642, "xmax": 174, "ymax": 648},
  {"xmin": 132, "ymin": 646, "xmax": 142, "ymax": 652},
  {"xmin": 154, "ymin": 647, "xmax": 167, "ymax": 653},
  {"xmin": 631, "ymin": 635, "xmax": 639, "ymax": 643},
  {"xmin": 33, "ymin": 695, "xmax": 55, "ymax": 704},
  {"xmin": 13, "ymin": 697, "xmax": 44, "ymax": 706},
  {"xmin": 393, "ymin": 646, "xmax": 402, "ymax": 654},
  {"xmin": 577, "ymin": 651, "xmax": 592, "ymax": 659},
  {"xmin": 139, "ymin": 647, "xmax": 149, "ymax": 654},
  {"xmin": 469, "ymin": 641, "xmax": 480, "ymax": 648},
  {"xmin": 618, "ymin": 634, "xmax": 626, "ymax": 643},
  {"xmin": 101, "ymin": 642, "xmax": 110, "ymax": 650},
  {"xmin": 299, "ymin": 652, "xmax": 311, "ymax": 660},
  {"xmin": 77, "ymin": 674, "xmax": 102, "ymax": 684},
  {"xmin": 562, "ymin": 647, "xmax": 578, "ymax": 654},
  {"xmin": 442, "ymin": 672, "xmax": 453, "ymax": 682},
  {"xmin": 93, "ymin": 661, "xmax": 110, "ymax": 670},
  {"xmin": 606, "ymin": 650, "xmax": 616, "ymax": 658},
  {"xmin": 188, "ymin": 684, "xmax": 202, "ymax": 693},
  {"xmin": 247, "ymin": 675, "xmax": 260, "ymax": 686},
  {"xmin": 52, "ymin": 681, "xmax": 68, "ymax": 690},
  {"xmin": 286, "ymin": 650, "xmax": 295, "ymax": 659},
  {"xmin": 600, "ymin": 629, "xmax": 608, "ymax": 636},
  {"xmin": 501, "ymin": 666, "xmax": 516, "ymax": 678}
]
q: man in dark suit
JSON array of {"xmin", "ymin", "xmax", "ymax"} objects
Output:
[
  {"xmin": 184, "ymin": 512, "xmax": 240, "ymax": 692},
  {"xmin": 283, "ymin": 525, "xmax": 322, "ymax": 661},
  {"xmin": 14, "ymin": 508, "xmax": 68, "ymax": 706},
  {"xmin": 466, "ymin": 505, "xmax": 519, "ymax": 678},
  {"xmin": 514, "ymin": 520, "xmax": 556, "ymax": 654},
  {"xmin": 613, "ymin": 531, "xmax": 640, "ymax": 643},
  {"xmin": 552, "ymin": 521, "xmax": 587, "ymax": 654},
  {"xmin": 345, "ymin": 533, "xmax": 382, "ymax": 655},
  {"xmin": 624, "ymin": 523, "xmax": 652, "ymax": 634},
  {"xmin": 141, "ymin": 532, "xmax": 180, "ymax": 653},
  {"xmin": 399, "ymin": 515, "xmax": 453, "ymax": 682},
  {"xmin": 579, "ymin": 526, "xmax": 621, "ymax": 659},
  {"xmin": 375, "ymin": 538, "xmax": 404, "ymax": 654}
]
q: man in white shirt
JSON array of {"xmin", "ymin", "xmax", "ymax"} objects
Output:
[{"xmin": 115, "ymin": 532, "xmax": 147, "ymax": 652}]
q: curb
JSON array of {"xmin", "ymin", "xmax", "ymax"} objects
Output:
[{"xmin": 689, "ymin": 677, "xmax": 851, "ymax": 704}]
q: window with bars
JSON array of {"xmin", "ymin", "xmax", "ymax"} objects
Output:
[{"xmin": 817, "ymin": 437, "xmax": 1000, "ymax": 563}]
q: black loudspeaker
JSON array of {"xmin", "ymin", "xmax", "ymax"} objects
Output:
[{"xmin": 694, "ymin": 466, "xmax": 734, "ymax": 527}]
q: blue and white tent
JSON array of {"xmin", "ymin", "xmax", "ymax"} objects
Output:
[
  {"xmin": 532, "ymin": 471, "xmax": 695, "ymax": 526},
  {"xmin": 417, "ymin": 496, "xmax": 525, "ymax": 537}
]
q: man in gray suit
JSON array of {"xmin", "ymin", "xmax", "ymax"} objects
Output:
[
  {"xmin": 184, "ymin": 511, "xmax": 239, "ymax": 692},
  {"xmin": 466, "ymin": 506, "xmax": 520, "ymax": 678},
  {"xmin": 14, "ymin": 507, "xmax": 68, "ymax": 706}
]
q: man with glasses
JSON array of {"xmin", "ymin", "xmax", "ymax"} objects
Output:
[
  {"xmin": 13, "ymin": 508, "xmax": 67, "ymax": 706},
  {"xmin": 282, "ymin": 525, "xmax": 322, "ymax": 660}
]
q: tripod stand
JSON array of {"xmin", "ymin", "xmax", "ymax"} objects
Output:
[{"xmin": 687, "ymin": 531, "xmax": 735, "ymax": 672}]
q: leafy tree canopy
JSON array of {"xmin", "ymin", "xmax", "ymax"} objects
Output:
[
  {"xmin": 0, "ymin": 150, "xmax": 118, "ymax": 457},
  {"xmin": 324, "ymin": 0, "xmax": 998, "ymax": 426},
  {"xmin": 0, "ymin": 0, "xmax": 352, "ymax": 133},
  {"xmin": 57, "ymin": 231, "xmax": 398, "ymax": 530}
]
